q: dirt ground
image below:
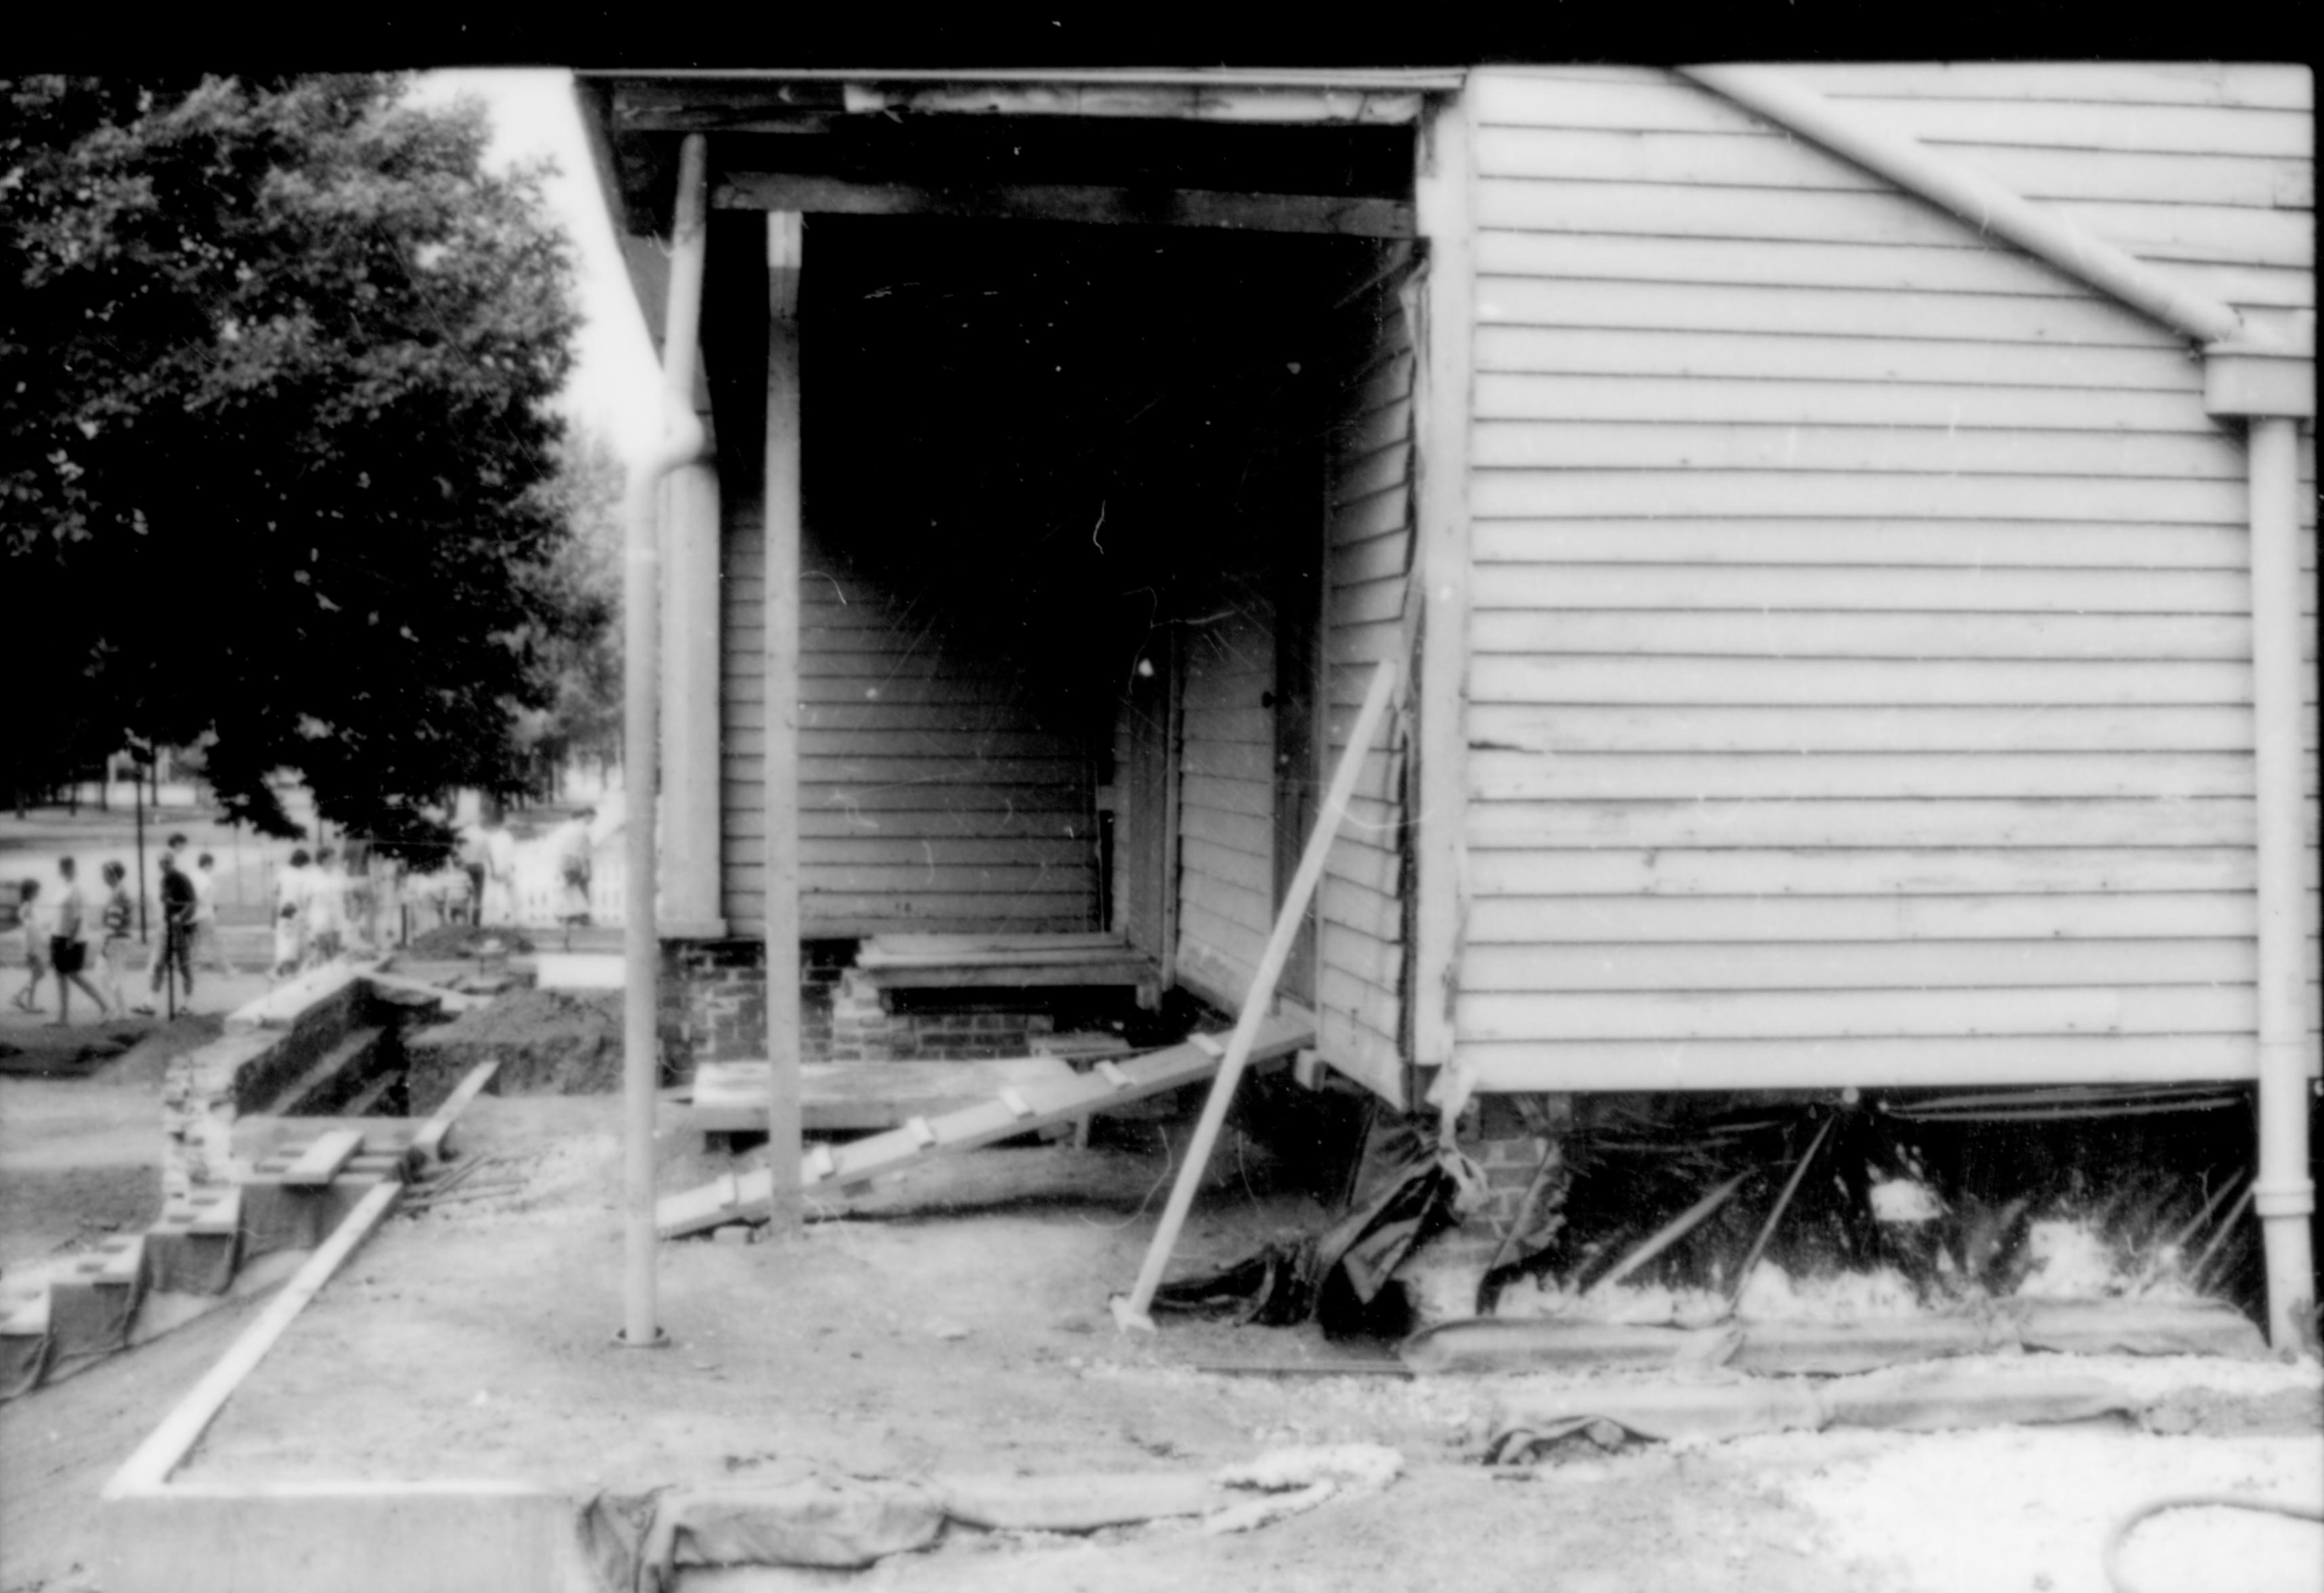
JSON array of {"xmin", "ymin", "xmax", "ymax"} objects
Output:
[{"xmin": 0, "ymin": 1089, "xmax": 2288, "ymax": 1593}]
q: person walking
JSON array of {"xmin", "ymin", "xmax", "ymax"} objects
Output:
[
  {"xmin": 188, "ymin": 853, "xmax": 232, "ymax": 976},
  {"xmin": 48, "ymin": 857, "xmax": 108, "ymax": 1023},
  {"xmin": 553, "ymin": 805, "xmax": 595, "ymax": 951},
  {"xmin": 95, "ymin": 861, "xmax": 135, "ymax": 1016},
  {"xmin": 142, "ymin": 833, "xmax": 191, "ymax": 1000},
  {"xmin": 137, "ymin": 850, "xmax": 198, "ymax": 1014},
  {"xmin": 481, "ymin": 813, "xmax": 517, "ymax": 929},
  {"xmin": 305, "ymin": 846, "xmax": 347, "ymax": 968},
  {"xmin": 270, "ymin": 848, "xmax": 312, "ymax": 980},
  {"xmin": 12, "ymin": 880, "xmax": 49, "ymax": 1013}
]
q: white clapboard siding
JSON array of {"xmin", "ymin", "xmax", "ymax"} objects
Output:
[
  {"xmin": 1468, "ymin": 847, "xmax": 2321, "ymax": 898},
  {"xmin": 1479, "ymin": 325, "xmax": 2210, "ymax": 391},
  {"xmin": 1464, "ymin": 565, "xmax": 2305, "ymax": 616},
  {"xmin": 1463, "ymin": 893, "xmax": 2279, "ymax": 946},
  {"xmin": 1310, "ymin": 253, "xmax": 1417, "ymax": 1093},
  {"xmin": 1774, "ymin": 65, "xmax": 2314, "ymax": 301},
  {"xmin": 1461, "ymin": 68, "xmax": 2308, "ymax": 1103},
  {"xmin": 1174, "ymin": 597, "xmax": 1276, "ymax": 1009},
  {"xmin": 1463, "ymin": 939, "xmax": 2256, "ymax": 993},
  {"xmin": 1470, "ymin": 751, "xmax": 2286, "ymax": 803},
  {"xmin": 1469, "ymin": 612, "xmax": 2264, "ymax": 661},
  {"xmin": 1467, "ymin": 704, "xmax": 2317, "ymax": 755},
  {"xmin": 720, "ymin": 515, "xmax": 1096, "ymax": 935},
  {"xmin": 1452, "ymin": 1036, "xmax": 2314, "ymax": 1093},
  {"xmin": 1465, "ymin": 520, "xmax": 2303, "ymax": 572}
]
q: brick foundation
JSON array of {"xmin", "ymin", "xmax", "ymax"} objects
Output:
[
  {"xmin": 1392, "ymin": 1092, "xmax": 1574, "ymax": 1326},
  {"xmin": 658, "ymin": 939, "xmax": 1089, "ymax": 1078}
]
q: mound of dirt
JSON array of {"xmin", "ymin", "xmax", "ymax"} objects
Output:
[
  {"xmin": 402, "ymin": 923, "xmax": 536, "ymax": 958},
  {"xmin": 405, "ymin": 987, "xmax": 621, "ymax": 1112}
]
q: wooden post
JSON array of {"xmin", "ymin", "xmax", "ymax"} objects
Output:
[
  {"xmin": 619, "ymin": 132, "xmax": 710, "ymax": 1349},
  {"xmin": 659, "ymin": 453, "xmax": 725, "ymax": 936},
  {"xmin": 1113, "ymin": 659, "xmax": 1400, "ymax": 1332},
  {"xmin": 760, "ymin": 211, "xmax": 805, "ymax": 1234},
  {"xmin": 1411, "ymin": 89, "xmax": 1476, "ymax": 1103}
]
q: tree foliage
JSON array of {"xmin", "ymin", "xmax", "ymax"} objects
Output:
[
  {"xmin": 1, "ymin": 74, "xmax": 584, "ymax": 845},
  {"xmin": 515, "ymin": 425, "xmax": 624, "ymax": 775}
]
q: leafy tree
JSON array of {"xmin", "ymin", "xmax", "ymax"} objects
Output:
[
  {"xmin": 513, "ymin": 425, "xmax": 625, "ymax": 786},
  {"xmin": 0, "ymin": 73, "xmax": 584, "ymax": 847}
]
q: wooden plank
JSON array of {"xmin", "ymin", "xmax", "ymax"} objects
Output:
[
  {"xmin": 1407, "ymin": 90, "xmax": 1473, "ymax": 1079},
  {"xmin": 861, "ymin": 931, "xmax": 1127, "ymax": 957},
  {"xmin": 1471, "ymin": 469, "xmax": 2246, "ymax": 524},
  {"xmin": 1471, "ymin": 612, "xmax": 2262, "ymax": 660},
  {"xmin": 1465, "ymin": 519, "xmax": 2273, "ymax": 571},
  {"xmin": 1473, "ymin": 369, "xmax": 2216, "ymax": 433},
  {"xmin": 1477, "ymin": 325, "xmax": 2200, "ymax": 390},
  {"xmin": 1471, "ymin": 419, "xmax": 2234, "ymax": 480},
  {"xmin": 1465, "ymin": 704, "xmax": 2304, "ymax": 755},
  {"xmin": 729, "ymin": 804, "xmax": 1095, "ymax": 839},
  {"xmin": 1119, "ymin": 661, "xmax": 1402, "ymax": 1327},
  {"xmin": 412, "ymin": 1059, "xmax": 501, "ymax": 1163},
  {"xmin": 1471, "ymin": 751, "xmax": 2268, "ymax": 802},
  {"xmin": 1832, "ymin": 98, "xmax": 2315, "ymax": 160},
  {"xmin": 658, "ymin": 1017, "xmax": 1314, "ymax": 1236},
  {"xmin": 715, "ymin": 173, "xmax": 1415, "ymax": 238},
  {"xmin": 1455, "ymin": 984, "xmax": 2258, "ymax": 1043},
  {"xmin": 1782, "ymin": 62, "xmax": 2313, "ymax": 110},
  {"xmin": 1466, "ymin": 796, "xmax": 2278, "ymax": 852},
  {"xmin": 762, "ymin": 208, "xmax": 806, "ymax": 1233},
  {"xmin": 1466, "ymin": 846, "xmax": 2312, "ymax": 897},
  {"xmin": 1479, "ymin": 177, "xmax": 2040, "ymax": 250},
  {"xmin": 1467, "ymin": 566, "xmax": 2293, "ymax": 617},
  {"xmin": 1474, "ymin": 123, "xmax": 2315, "ymax": 208},
  {"xmin": 1478, "ymin": 228, "xmax": 2103, "ymax": 301},
  {"xmin": 1461, "ymin": 938, "xmax": 2256, "ymax": 994},
  {"xmin": 2035, "ymin": 198, "xmax": 2312, "ymax": 268},
  {"xmin": 106, "ymin": 1178, "xmax": 404, "ymax": 1495},
  {"xmin": 1469, "ymin": 70, "xmax": 1780, "ymax": 136},
  {"xmin": 1465, "ymin": 893, "xmax": 2265, "ymax": 945},
  {"xmin": 279, "ymin": 1130, "xmax": 364, "ymax": 1189},
  {"xmin": 1469, "ymin": 656, "xmax": 2266, "ymax": 707},
  {"xmin": 1449, "ymin": 1034, "xmax": 2312, "ymax": 1093},
  {"xmin": 1476, "ymin": 275, "xmax": 2174, "ymax": 352}
]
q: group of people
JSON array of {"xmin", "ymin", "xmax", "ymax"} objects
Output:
[
  {"xmin": 267, "ymin": 845, "xmax": 372, "ymax": 980},
  {"xmin": 12, "ymin": 835, "xmax": 226, "ymax": 1024}
]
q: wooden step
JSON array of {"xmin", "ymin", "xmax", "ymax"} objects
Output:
[
  {"xmin": 689, "ymin": 1057, "xmax": 1082, "ymax": 1135},
  {"xmin": 660, "ymin": 1014, "xmax": 1313, "ymax": 1237},
  {"xmin": 281, "ymin": 1130, "xmax": 365, "ymax": 1189},
  {"xmin": 255, "ymin": 1027, "xmax": 386, "ymax": 1118}
]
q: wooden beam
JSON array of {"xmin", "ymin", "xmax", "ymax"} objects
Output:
[
  {"xmin": 716, "ymin": 173, "xmax": 1414, "ymax": 238},
  {"xmin": 1113, "ymin": 659, "xmax": 1401, "ymax": 1332},
  {"xmin": 105, "ymin": 1180, "xmax": 402, "ymax": 1497},
  {"xmin": 761, "ymin": 210, "xmax": 805, "ymax": 1235},
  {"xmin": 1411, "ymin": 89, "xmax": 1476, "ymax": 1099}
]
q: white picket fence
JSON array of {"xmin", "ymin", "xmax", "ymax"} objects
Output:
[{"xmin": 509, "ymin": 836, "xmax": 627, "ymax": 929}]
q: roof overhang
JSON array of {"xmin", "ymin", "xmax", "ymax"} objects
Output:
[{"xmin": 576, "ymin": 67, "xmax": 1459, "ymax": 242}]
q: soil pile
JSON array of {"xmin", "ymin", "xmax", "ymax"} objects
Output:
[
  {"xmin": 404, "ymin": 988, "xmax": 620, "ymax": 1111},
  {"xmin": 403, "ymin": 923, "xmax": 536, "ymax": 958}
]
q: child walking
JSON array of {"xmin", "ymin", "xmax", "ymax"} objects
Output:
[{"xmin": 12, "ymin": 880, "xmax": 47, "ymax": 1013}]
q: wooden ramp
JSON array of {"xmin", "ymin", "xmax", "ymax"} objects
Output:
[
  {"xmin": 656, "ymin": 1013, "xmax": 1313, "ymax": 1237},
  {"xmin": 690, "ymin": 1057, "xmax": 1087, "ymax": 1135}
]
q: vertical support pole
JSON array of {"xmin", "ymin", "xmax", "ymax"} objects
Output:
[
  {"xmin": 2246, "ymin": 413, "xmax": 2317, "ymax": 1352},
  {"xmin": 620, "ymin": 133, "xmax": 710, "ymax": 1348},
  {"xmin": 1411, "ymin": 89, "xmax": 1476, "ymax": 1107},
  {"xmin": 761, "ymin": 211, "xmax": 805, "ymax": 1235},
  {"xmin": 660, "ymin": 451, "xmax": 725, "ymax": 935}
]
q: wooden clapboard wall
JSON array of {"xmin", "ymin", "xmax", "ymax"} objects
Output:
[
  {"xmin": 1315, "ymin": 244, "xmax": 1420, "ymax": 1100},
  {"xmin": 1173, "ymin": 587, "xmax": 1279, "ymax": 1010},
  {"xmin": 1455, "ymin": 64, "xmax": 2320, "ymax": 1092},
  {"xmin": 721, "ymin": 513, "xmax": 1097, "ymax": 936}
]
